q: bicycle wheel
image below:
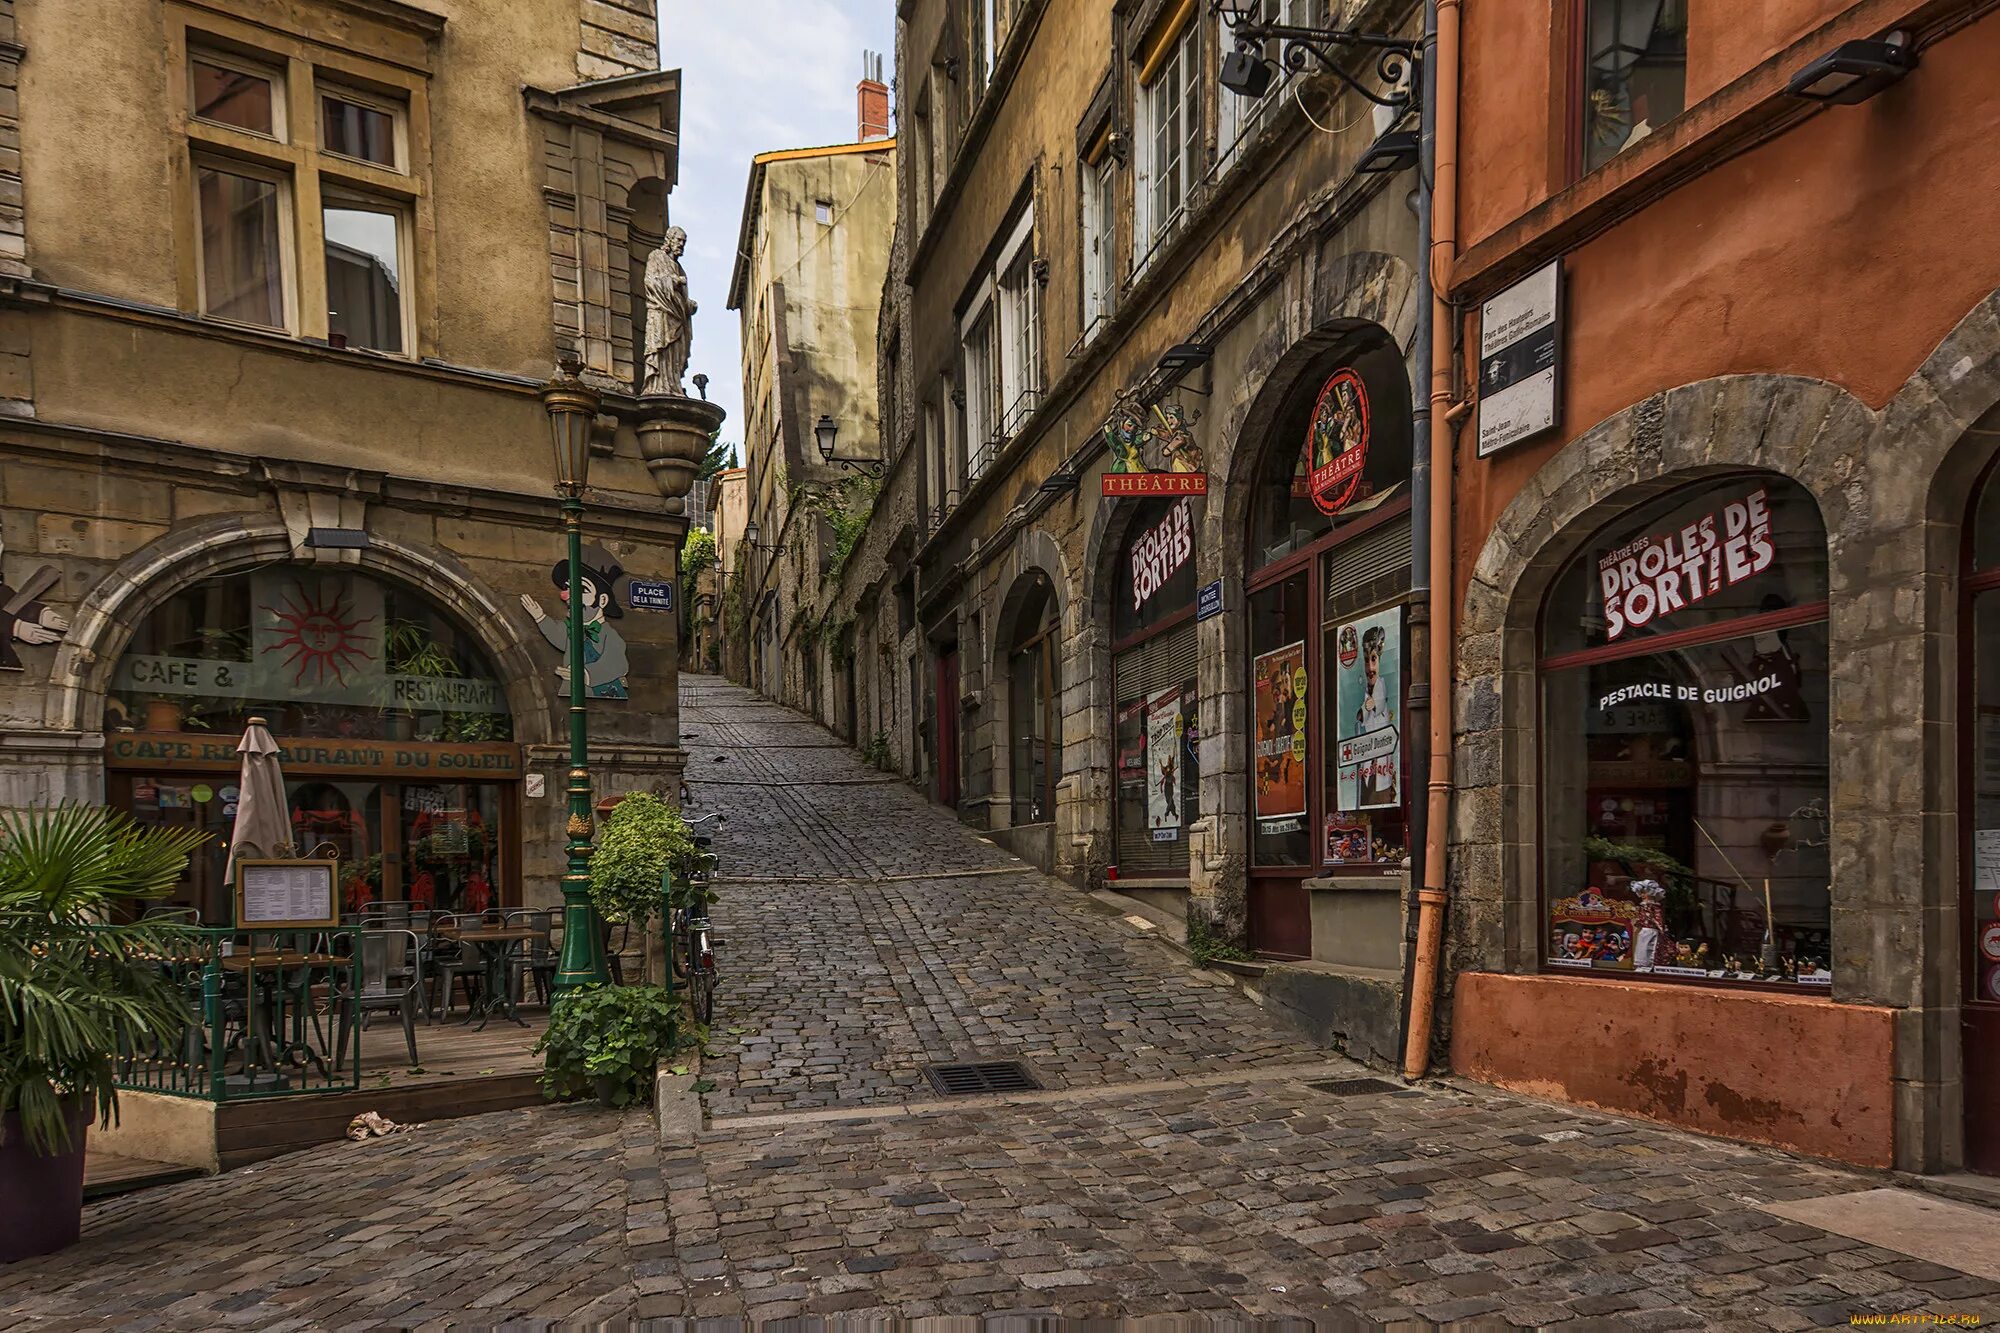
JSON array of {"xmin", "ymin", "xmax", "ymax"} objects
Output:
[{"xmin": 690, "ymin": 965, "xmax": 715, "ymax": 1025}]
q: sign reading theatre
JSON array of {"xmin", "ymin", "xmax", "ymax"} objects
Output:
[{"xmin": 1101, "ymin": 403, "xmax": 1209, "ymax": 496}]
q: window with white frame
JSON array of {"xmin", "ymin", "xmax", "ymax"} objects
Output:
[
  {"xmin": 923, "ymin": 400, "xmax": 944, "ymax": 524},
  {"xmin": 1081, "ymin": 152, "xmax": 1115, "ymax": 335},
  {"xmin": 322, "ymin": 196, "xmax": 407, "ymax": 353},
  {"xmin": 995, "ymin": 207, "xmax": 1039, "ymax": 435},
  {"xmin": 960, "ymin": 302, "xmax": 997, "ymax": 480},
  {"xmin": 1134, "ymin": 18, "xmax": 1202, "ymax": 267},
  {"xmin": 182, "ymin": 37, "xmax": 417, "ymax": 351}
]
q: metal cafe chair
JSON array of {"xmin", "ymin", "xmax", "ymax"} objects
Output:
[
  {"xmin": 425, "ymin": 913, "xmax": 481, "ymax": 1021},
  {"xmin": 504, "ymin": 909, "xmax": 556, "ymax": 1006},
  {"xmin": 333, "ymin": 928, "xmax": 423, "ymax": 1067}
]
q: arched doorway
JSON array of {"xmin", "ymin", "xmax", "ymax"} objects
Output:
[
  {"xmin": 1962, "ymin": 449, "xmax": 2000, "ymax": 1170},
  {"xmin": 1242, "ymin": 331, "xmax": 1414, "ymax": 958},
  {"xmin": 1536, "ymin": 473, "xmax": 1831, "ymax": 983},
  {"xmin": 104, "ymin": 564, "xmax": 517, "ymax": 922},
  {"xmin": 1003, "ymin": 571, "xmax": 1061, "ymax": 826},
  {"xmin": 1108, "ymin": 497, "xmax": 1201, "ymax": 880}
]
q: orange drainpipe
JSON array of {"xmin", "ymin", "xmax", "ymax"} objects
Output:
[{"xmin": 1403, "ymin": 0, "xmax": 1462, "ymax": 1083}]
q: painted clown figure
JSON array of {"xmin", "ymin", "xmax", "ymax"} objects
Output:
[{"xmin": 520, "ymin": 556, "xmax": 630, "ymax": 699}]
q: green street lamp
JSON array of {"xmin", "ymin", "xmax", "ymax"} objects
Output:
[{"xmin": 543, "ymin": 352, "xmax": 611, "ymax": 995}]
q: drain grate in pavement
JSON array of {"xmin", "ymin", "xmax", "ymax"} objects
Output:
[
  {"xmin": 1305, "ymin": 1077, "xmax": 1404, "ymax": 1097},
  {"xmin": 923, "ymin": 1060, "xmax": 1041, "ymax": 1096}
]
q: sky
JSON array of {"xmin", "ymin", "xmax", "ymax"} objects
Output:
[{"xmin": 660, "ymin": 1, "xmax": 897, "ymax": 457}]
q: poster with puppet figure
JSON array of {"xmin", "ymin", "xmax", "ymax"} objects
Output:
[
  {"xmin": 1335, "ymin": 607, "xmax": 1402, "ymax": 812},
  {"xmin": 1145, "ymin": 688, "xmax": 1183, "ymax": 841},
  {"xmin": 1253, "ymin": 641, "xmax": 1307, "ymax": 826}
]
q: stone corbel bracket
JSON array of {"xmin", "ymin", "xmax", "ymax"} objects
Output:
[{"xmin": 261, "ymin": 459, "xmax": 385, "ymax": 564}]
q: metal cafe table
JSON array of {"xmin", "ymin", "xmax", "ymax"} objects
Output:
[
  {"xmin": 219, "ymin": 946, "xmax": 343, "ymax": 1088},
  {"xmin": 435, "ymin": 925, "xmax": 537, "ymax": 1029}
]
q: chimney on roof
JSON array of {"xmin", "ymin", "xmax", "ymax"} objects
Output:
[{"xmin": 858, "ymin": 50, "xmax": 890, "ymax": 142}]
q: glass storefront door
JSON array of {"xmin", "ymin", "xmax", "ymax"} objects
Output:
[{"xmin": 120, "ymin": 771, "xmax": 512, "ymax": 921}]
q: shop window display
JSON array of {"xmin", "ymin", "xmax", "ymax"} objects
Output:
[
  {"xmin": 1111, "ymin": 498, "xmax": 1201, "ymax": 874},
  {"xmin": 109, "ymin": 567, "xmax": 517, "ymax": 921},
  {"xmin": 1540, "ymin": 475, "xmax": 1832, "ymax": 987},
  {"xmin": 109, "ymin": 567, "xmax": 512, "ymax": 743}
]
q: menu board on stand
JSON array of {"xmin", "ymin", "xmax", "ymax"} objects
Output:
[{"xmin": 235, "ymin": 859, "xmax": 340, "ymax": 930}]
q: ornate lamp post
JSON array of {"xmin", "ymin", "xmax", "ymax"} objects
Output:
[{"xmin": 543, "ymin": 353, "xmax": 611, "ymax": 995}]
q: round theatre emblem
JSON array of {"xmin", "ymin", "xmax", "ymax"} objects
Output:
[{"xmin": 1306, "ymin": 368, "xmax": 1370, "ymax": 516}]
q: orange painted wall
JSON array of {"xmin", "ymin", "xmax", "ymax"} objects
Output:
[
  {"xmin": 1451, "ymin": 972, "xmax": 1897, "ymax": 1166},
  {"xmin": 1684, "ymin": 0, "xmax": 1851, "ymax": 103},
  {"xmin": 1458, "ymin": 0, "xmax": 1867, "ymax": 247},
  {"xmin": 1454, "ymin": 10, "xmax": 2000, "ymax": 603}
]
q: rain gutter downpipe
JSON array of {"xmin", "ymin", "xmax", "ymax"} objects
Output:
[{"xmin": 1402, "ymin": 0, "xmax": 1460, "ymax": 1083}]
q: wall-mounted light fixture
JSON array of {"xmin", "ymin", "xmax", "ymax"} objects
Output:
[
  {"xmin": 1786, "ymin": 31, "xmax": 1916, "ymax": 104},
  {"xmin": 814, "ymin": 414, "xmax": 886, "ymax": 478},
  {"xmin": 1213, "ymin": 0, "xmax": 1422, "ymax": 111},
  {"xmin": 1357, "ymin": 129, "xmax": 1420, "ymax": 175}
]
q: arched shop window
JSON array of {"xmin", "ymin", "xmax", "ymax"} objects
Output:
[
  {"xmin": 1539, "ymin": 474, "xmax": 1832, "ymax": 988},
  {"xmin": 1006, "ymin": 573, "xmax": 1061, "ymax": 825},
  {"xmin": 1111, "ymin": 497, "xmax": 1200, "ymax": 877},
  {"xmin": 1244, "ymin": 333, "xmax": 1414, "ymax": 956},
  {"xmin": 107, "ymin": 567, "xmax": 514, "ymax": 922}
]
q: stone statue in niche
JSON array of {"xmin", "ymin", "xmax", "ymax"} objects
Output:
[{"xmin": 642, "ymin": 226, "xmax": 695, "ymax": 397}]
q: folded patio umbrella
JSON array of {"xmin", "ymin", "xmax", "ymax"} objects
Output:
[{"xmin": 223, "ymin": 715, "xmax": 293, "ymax": 891}]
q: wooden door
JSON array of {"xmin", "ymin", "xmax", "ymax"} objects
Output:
[{"xmin": 934, "ymin": 647, "xmax": 960, "ymax": 809}]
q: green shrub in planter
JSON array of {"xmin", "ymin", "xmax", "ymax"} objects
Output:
[
  {"xmin": 588, "ymin": 791, "xmax": 693, "ymax": 928},
  {"xmin": 535, "ymin": 984, "xmax": 684, "ymax": 1108},
  {"xmin": 1, "ymin": 805, "xmax": 206, "ymax": 1153}
]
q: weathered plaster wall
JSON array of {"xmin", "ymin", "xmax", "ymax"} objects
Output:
[{"xmin": 1452, "ymin": 971, "xmax": 1897, "ymax": 1167}]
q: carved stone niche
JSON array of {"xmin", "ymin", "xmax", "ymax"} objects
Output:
[{"xmin": 635, "ymin": 395, "xmax": 726, "ymax": 510}]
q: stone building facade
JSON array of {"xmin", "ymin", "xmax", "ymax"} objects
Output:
[
  {"xmin": 0, "ymin": 0, "xmax": 711, "ymax": 919},
  {"xmin": 770, "ymin": 0, "xmax": 1433, "ymax": 1067},
  {"xmin": 724, "ymin": 83, "xmax": 897, "ymax": 729},
  {"xmin": 1439, "ymin": 1, "xmax": 2000, "ymax": 1173}
]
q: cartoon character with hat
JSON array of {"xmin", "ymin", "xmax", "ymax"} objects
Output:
[{"xmin": 520, "ymin": 555, "xmax": 629, "ymax": 699}]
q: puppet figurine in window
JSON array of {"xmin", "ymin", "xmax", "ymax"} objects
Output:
[
  {"xmin": 1628, "ymin": 878, "xmax": 1671, "ymax": 971},
  {"xmin": 522, "ymin": 557, "xmax": 629, "ymax": 699}
]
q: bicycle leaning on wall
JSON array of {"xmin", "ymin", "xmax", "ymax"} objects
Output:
[{"xmin": 667, "ymin": 812, "xmax": 723, "ymax": 1024}]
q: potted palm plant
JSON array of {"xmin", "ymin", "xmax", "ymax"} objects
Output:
[{"xmin": 0, "ymin": 805, "xmax": 207, "ymax": 1261}]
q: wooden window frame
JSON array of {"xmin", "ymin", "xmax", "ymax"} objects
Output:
[
  {"xmin": 320, "ymin": 187, "xmax": 416, "ymax": 356},
  {"xmin": 317, "ymin": 79, "xmax": 409, "ymax": 175},
  {"xmin": 169, "ymin": 7, "xmax": 432, "ymax": 356},
  {"xmin": 188, "ymin": 45, "xmax": 289, "ymax": 143},
  {"xmin": 191, "ymin": 154, "xmax": 297, "ymax": 334}
]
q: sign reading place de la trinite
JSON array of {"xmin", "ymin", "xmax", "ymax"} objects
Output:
[{"xmin": 1101, "ymin": 403, "xmax": 1209, "ymax": 496}]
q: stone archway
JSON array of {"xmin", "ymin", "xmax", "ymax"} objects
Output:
[
  {"xmin": 47, "ymin": 515, "xmax": 558, "ymax": 746},
  {"xmin": 1187, "ymin": 248, "xmax": 1419, "ymax": 938},
  {"xmin": 1450, "ymin": 287, "xmax": 2000, "ymax": 1172},
  {"xmin": 984, "ymin": 529, "xmax": 1072, "ymax": 845}
]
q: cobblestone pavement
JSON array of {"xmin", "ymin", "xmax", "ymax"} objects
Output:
[
  {"xmin": 2, "ymin": 1104, "xmax": 656, "ymax": 1329},
  {"xmin": 680, "ymin": 675, "xmax": 1329, "ymax": 1119},
  {"xmin": 9, "ymin": 676, "xmax": 2000, "ymax": 1328},
  {"xmin": 646, "ymin": 1073, "xmax": 2000, "ymax": 1327}
]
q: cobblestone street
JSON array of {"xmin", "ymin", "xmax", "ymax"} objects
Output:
[{"xmin": 7, "ymin": 676, "xmax": 2000, "ymax": 1327}]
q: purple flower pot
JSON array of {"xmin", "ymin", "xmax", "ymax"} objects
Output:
[{"xmin": 0, "ymin": 1106, "xmax": 87, "ymax": 1262}]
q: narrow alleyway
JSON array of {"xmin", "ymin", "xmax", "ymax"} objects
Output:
[{"xmin": 6, "ymin": 677, "xmax": 2000, "ymax": 1328}]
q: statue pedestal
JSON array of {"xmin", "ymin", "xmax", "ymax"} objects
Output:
[{"xmin": 634, "ymin": 394, "xmax": 727, "ymax": 508}]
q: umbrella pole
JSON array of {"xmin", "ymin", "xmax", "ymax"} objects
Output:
[{"xmin": 553, "ymin": 489, "xmax": 611, "ymax": 994}]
